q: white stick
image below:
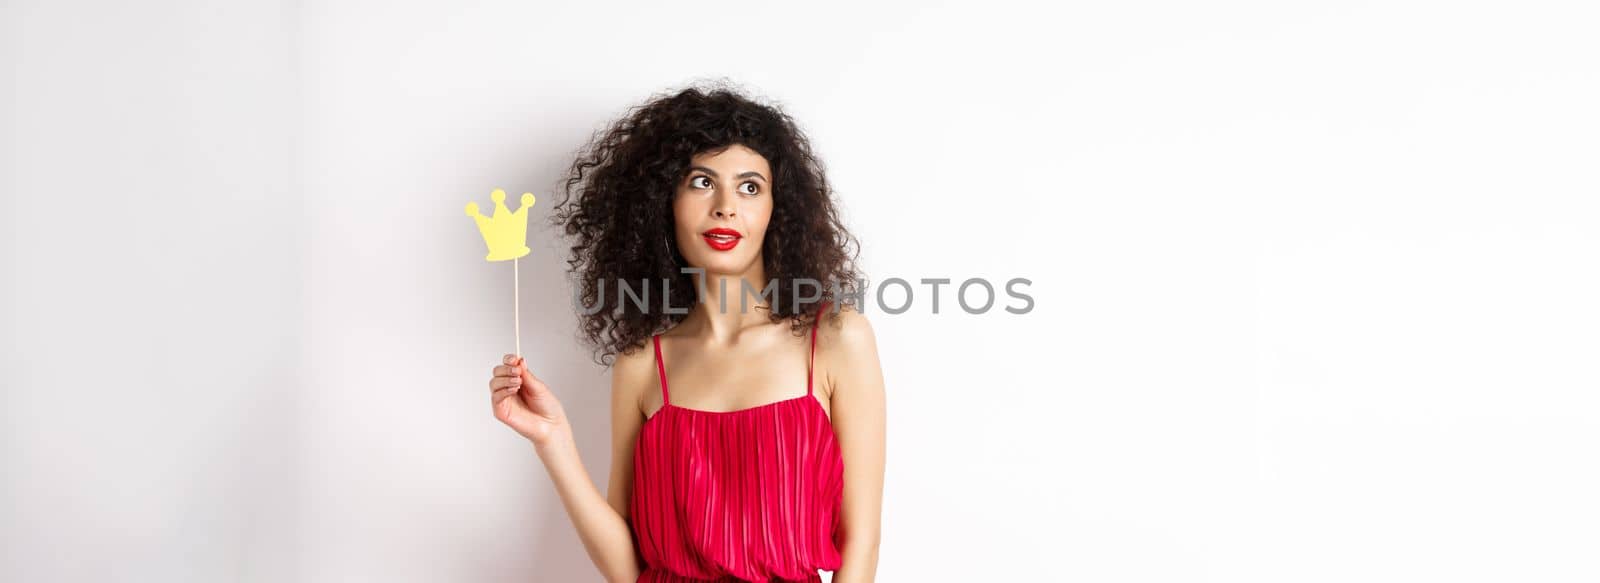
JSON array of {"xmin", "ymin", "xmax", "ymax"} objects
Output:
[{"xmin": 514, "ymin": 257, "xmax": 522, "ymax": 358}]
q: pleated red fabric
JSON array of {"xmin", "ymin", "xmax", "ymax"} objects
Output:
[{"xmin": 629, "ymin": 302, "xmax": 844, "ymax": 582}]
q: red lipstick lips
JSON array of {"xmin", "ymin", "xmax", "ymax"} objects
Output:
[{"xmin": 702, "ymin": 227, "xmax": 742, "ymax": 251}]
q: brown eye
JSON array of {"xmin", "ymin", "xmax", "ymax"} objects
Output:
[
  {"xmin": 740, "ymin": 182, "xmax": 759, "ymax": 195},
  {"xmin": 690, "ymin": 176, "xmax": 712, "ymax": 189}
]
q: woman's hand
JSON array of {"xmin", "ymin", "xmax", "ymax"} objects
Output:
[{"xmin": 489, "ymin": 354, "xmax": 571, "ymax": 448}]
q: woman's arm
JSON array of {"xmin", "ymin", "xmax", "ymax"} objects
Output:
[
  {"xmin": 493, "ymin": 351, "xmax": 649, "ymax": 583},
  {"xmin": 822, "ymin": 306, "xmax": 887, "ymax": 582}
]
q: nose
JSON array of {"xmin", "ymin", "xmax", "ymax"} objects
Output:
[{"xmin": 712, "ymin": 192, "xmax": 736, "ymax": 219}]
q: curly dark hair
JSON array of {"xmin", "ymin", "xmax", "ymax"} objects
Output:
[{"xmin": 550, "ymin": 80, "xmax": 863, "ymax": 366}]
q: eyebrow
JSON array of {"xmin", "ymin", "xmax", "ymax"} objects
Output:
[{"xmin": 689, "ymin": 166, "xmax": 768, "ymax": 182}]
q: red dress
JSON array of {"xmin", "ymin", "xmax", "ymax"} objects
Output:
[{"xmin": 629, "ymin": 302, "xmax": 844, "ymax": 582}]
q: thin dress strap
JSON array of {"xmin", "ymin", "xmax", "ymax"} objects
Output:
[
  {"xmin": 807, "ymin": 301, "xmax": 830, "ymax": 396},
  {"xmin": 652, "ymin": 334, "xmax": 670, "ymax": 405}
]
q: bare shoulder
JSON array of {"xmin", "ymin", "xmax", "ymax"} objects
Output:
[
  {"xmin": 816, "ymin": 303, "xmax": 882, "ymax": 393},
  {"xmin": 818, "ymin": 302, "xmax": 878, "ymax": 349},
  {"xmin": 610, "ymin": 339, "xmax": 657, "ymax": 416}
]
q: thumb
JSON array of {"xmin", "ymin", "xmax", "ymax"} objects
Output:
[
  {"xmin": 517, "ymin": 359, "xmax": 561, "ymax": 417},
  {"xmin": 517, "ymin": 358, "xmax": 544, "ymax": 393}
]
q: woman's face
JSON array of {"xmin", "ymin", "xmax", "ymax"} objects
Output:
[{"xmin": 673, "ymin": 144, "xmax": 774, "ymax": 277}]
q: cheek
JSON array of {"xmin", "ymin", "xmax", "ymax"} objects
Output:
[
  {"xmin": 741, "ymin": 205, "xmax": 774, "ymax": 247},
  {"xmin": 672, "ymin": 195, "xmax": 699, "ymax": 233},
  {"xmin": 750, "ymin": 200, "xmax": 774, "ymax": 232}
]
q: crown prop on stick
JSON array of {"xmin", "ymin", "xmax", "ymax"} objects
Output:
[{"xmin": 465, "ymin": 188, "xmax": 536, "ymax": 357}]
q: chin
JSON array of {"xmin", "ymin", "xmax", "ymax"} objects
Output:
[
  {"xmin": 682, "ymin": 249, "xmax": 758, "ymax": 277},
  {"xmin": 692, "ymin": 255, "xmax": 753, "ymax": 277}
]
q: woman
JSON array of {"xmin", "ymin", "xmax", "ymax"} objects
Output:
[{"xmin": 485, "ymin": 83, "xmax": 886, "ymax": 582}]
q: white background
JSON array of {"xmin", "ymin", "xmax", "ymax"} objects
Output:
[{"xmin": 6, "ymin": 1, "xmax": 1598, "ymax": 581}]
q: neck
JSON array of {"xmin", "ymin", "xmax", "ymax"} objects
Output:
[{"xmin": 684, "ymin": 263, "xmax": 771, "ymax": 343}]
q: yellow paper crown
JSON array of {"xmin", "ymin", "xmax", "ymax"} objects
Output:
[{"xmin": 465, "ymin": 188, "xmax": 535, "ymax": 261}]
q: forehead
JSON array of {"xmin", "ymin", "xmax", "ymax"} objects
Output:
[{"xmin": 690, "ymin": 144, "xmax": 770, "ymax": 172}]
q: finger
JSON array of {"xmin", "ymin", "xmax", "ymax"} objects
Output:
[
  {"xmin": 489, "ymin": 376, "xmax": 522, "ymax": 391},
  {"xmin": 492, "ymin": 377, "xmax": 522, "ymax": 398},
  {"xmin": 492, "ymin": 385, "xmax": 519, "ymax": 402},
  {"xmin": 493, "ymin": 364, "xmax": 517, "ymax": 377},
  {"xmin": 503, "ymin": 354, "xmax": 518, "ymax": 365},
  {"xmin": 492, "ymin": 387, "xmax": 517, "ymax": 418}
]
